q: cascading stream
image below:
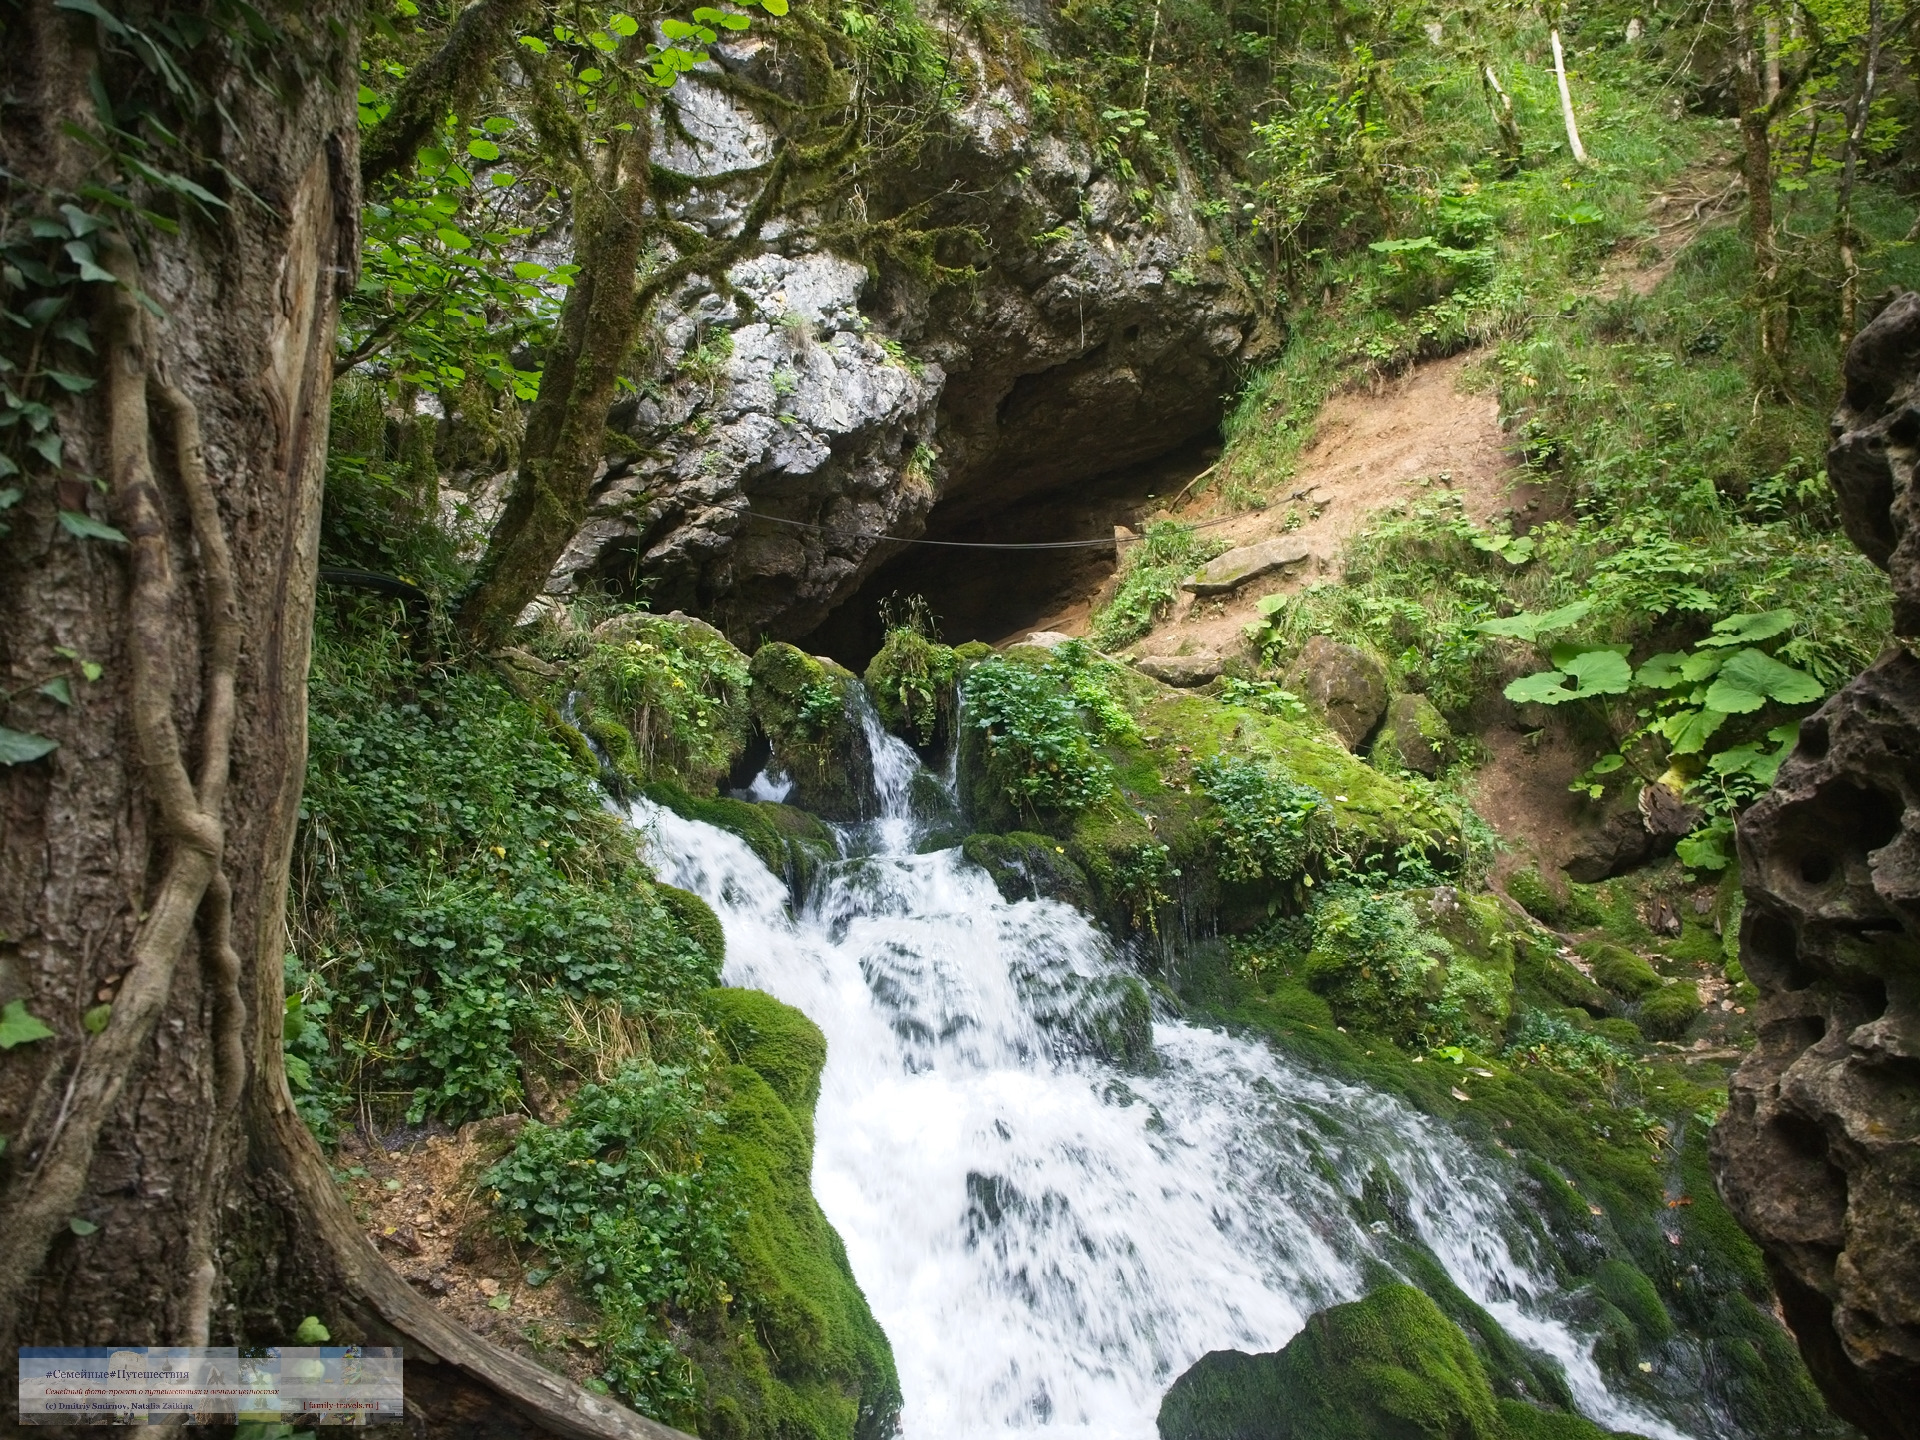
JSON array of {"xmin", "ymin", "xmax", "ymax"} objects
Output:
[{"xmin": 631, "ymin": 700, "xmax": 1696, "ymax": 1440}]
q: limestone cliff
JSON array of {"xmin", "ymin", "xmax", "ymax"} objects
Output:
[
  {"xmin": 527, "ymin": 13, "xmax": 1268, "ymax": 640},
  {"xmin": 1713, "ymin": 294, "xmax": 1920, "ymax": 1440}
]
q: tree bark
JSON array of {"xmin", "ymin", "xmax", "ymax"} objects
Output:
[
  {"xmin": 1838, "ymin": 0, "xmax": 1885, "ymax": 350},
  {"xmin": 1550, "ymin": 30, "xmax": 1588, "ymax": 165},
  {"xmin": 0, "ymin": 7, "xmax": 684, "ymax": 1435},
  {"xmin": 1731, "ymin": 0, "xmax": 1788, "ymax": 384}
]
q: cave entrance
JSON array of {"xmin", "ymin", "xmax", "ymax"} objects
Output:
[{"xmin": 802, "ymin": 438, "xmax": 1218, "ymax": 670}]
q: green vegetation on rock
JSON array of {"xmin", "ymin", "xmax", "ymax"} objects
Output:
[
  {"xmin": 864, "ymin": 612, "xmax": 961, "ymax": 750},
  {"xmin": 750, "ymin": 643, "xmax": 868, "ymax": 820},
  {"xmin": 1580, "ymin": 941, "xmax": 1662, "ymax": 1001}
]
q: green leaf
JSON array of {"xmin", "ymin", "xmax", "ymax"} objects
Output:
[
  {"xmin": 512, "ymin": 261, "xmax": 548, "ymax": 281},
  {"xmin": 59, "ymin": 510, "xmax": 127, "ymax": 543},
  {"xmin": 0, "ymin": 999, "xmax": 56, "ymax": 1048},
  {"xmin": 30, "ymin": 431, "xmax": 63, "ymax": 466},
  {"xmin": 1675, "ymin": 824, "xmax": 1733, "ymax": 871},
  {"xmin": 82, "ymin": 1003, "xmax": 111, "ymax": 1035},
  {"xmin": 466, "ymin": 139, "xmax": 501, "ymax": 161},
  {"xmin": 1475, "ymin": 599, "xmax": 1592, "ymax": 641},
  {"xmin": 0, "ymin": 726, "xmax": 58, "ymax": 764},
  {"xmin": 760, "ymin": 0, "xmax": 788, "ymax": 13},
  {"xmin": 487, "ymin": 1291, "xmax": 512, "ymax": 1310},
  {"xmin": 1504, "ymin": 669, "xmax": 1577, "ymax": 705},
  {"xmin": 1680, "ymin": 648, "xmax": 1727, "ymax": 683},
  {"xmin": 1661, "ymin": 706, "xmax": 1729, "ymax": 755},
  {"xmin": 434, "ymin": 227, "xmax": 473, "ymax": 251},
  {"xmin": 609, "ymin": 10, "xmax": 640, "ymax": 33},
  {"xmin": 284, "ymin": 1052, "xmax": 313, "ymax": 1092},
  {"xmin": 38, "ymin": 676, "xmax": 73, "ymax": 706},
  {"xmin": 1701, "ymin": 608, "xmax": 1796, "ymax": 648},
  {"xmin": 1635, "ymin": 651, "xmax": 1689, "ymax": 689},
  {"xmin": 518, "ymin": 34, "xmax": 549, "ymax": 53},
  {"xmin": 68, "ymin": 1217, "xmax": 99, "ymax": 1236},
  {"xmin": 1561, "ymin": 648, "xmax": 1632, "ymax": 695},
  {"xmin": 295, "ymin": 1316, "xmax": 331, "ymax": 1344},
  {"xmin": 52, "ymin": 0, "xmax": 127, "ymax": 37},
  {"xmin": 63, "ymin": 239, "xmax": 117, "ymax": 284},
  {"xmin": 44, "ymin": 369, "xmax": 95, "ymax": 393},
  {"xmin": 1590, "ymin": 752, "xmax": 1625, "ymax": 774},
  {"xmin": 1715, "ymin": 647, "xmax": 1824, "ymax": 706}
]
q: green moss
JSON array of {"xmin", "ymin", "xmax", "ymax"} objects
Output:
[
  {"xmin": 1564, "ymin": 884, "xmax": 1609, "ymax": 929},
  {"xmin": 1506, "ymin": 868, "xmax": 1564, "ymax": 926},
  {"xmin": 1593, "ymin": 1258, "xmax": 1674, "ymax": 1346},
  {"xmin": 1495, "ymin": 1400, "xmax": 1628, "ymax": 1439},
  {"xmin": 645, "ymin": 782, "xmax": 838, "ymax": 897},
  {"xmin": 1158, "ymin": 1285, "xmax": 1584, "ymax": 1440},
  {"xmin": 1580, "ymin": 942, "xmax": 1662, "ymax": 1000},
  {"xmin": 960, "ymin": 831, "xmax": 1095, "ymax": 910},
  {"xmin": 658, "ymin": 885, "xmax": 726, "ymax": 973},
  {"xmin": 1512, "ymin": 931, "xmax": 1610, "ymax": 1015},
  {"xmin": 750, "ymin": 643, "xmax": 867, "ymax": 820},
  {"xmin": 694, "ymin": 989, "xmax": 901, "ymax": 1440},
  {"xmin": 1637, "ymin": 981, "xmax": 1703, "ymax": 1040},
  {"xmin": 864, "ymin": 626, "xmax": 959, "ymax": 749}
]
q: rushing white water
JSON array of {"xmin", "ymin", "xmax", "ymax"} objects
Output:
[{"xmin": 631, "ymin": 716, "xmax": 1693, "ymax": 1440}]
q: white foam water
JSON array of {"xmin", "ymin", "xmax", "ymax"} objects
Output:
[{"xmin": 630, "ymin": 721, "xmax": 1693, "ymax": 1440}]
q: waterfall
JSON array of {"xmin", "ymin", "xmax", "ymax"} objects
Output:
[{"xmin": 630, "ymin": 709, "xmax": 1696, "ymax": 1440}]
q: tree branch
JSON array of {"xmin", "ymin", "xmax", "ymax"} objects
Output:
[{"xmin": 360, "ymin": 0, "xmax": 536, "ymax": 186}]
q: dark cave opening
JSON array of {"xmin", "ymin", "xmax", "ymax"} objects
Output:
[{"xmin": 802, "ymin": 438, "xmax": 1219, "ymax": 670}]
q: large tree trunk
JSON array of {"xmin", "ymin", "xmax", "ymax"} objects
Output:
[
  {"xmin": 1731, "ymin": 0, "xmax": 1789, "ymax": 383},
  {"xmin": 0, "ymin": 7, "xmax": 680, "ymax": 1436}
]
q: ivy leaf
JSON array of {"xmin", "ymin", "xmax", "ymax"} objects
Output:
[
  {"xmin": 1475, "ymin": 599, "xmax": 1592, "ymax": 641},
  {"xmin": 30, "ymin": 431, "xmax": 63, "ymax": 466},
  {"xmin": 0, "ymin": 726, "xmax": 58, "ymax": 764},
  {"xmin": 1700, "ymin": 608, "xmax": 1796, "ymax": 648},
  {"xmin": 0, "ymin": 999, "xmax": 56, "ymax": 1048},
  {"xmin": 44, "ymin": 369, "xmax": 95, "ymax": 393},
  {"xmin": 38, "ymin": 677, "xmax": 73, "ymax": 706},
  {"xmin": 59, "ymin": 510, "xmax": 128, "ymax": 543},
  {"xmin": 63, "ymin": 239, "xmax": 117, "ymax": 284}
]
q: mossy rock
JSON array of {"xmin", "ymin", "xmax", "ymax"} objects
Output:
[
  {"xmin": 1637, "ymin": 980, "xmax": 1703, "ymax": 1040},
  {"xmin": 1563, "ymin": 883, "xmax": 1610, "ymax": 929},
  {"xmin": 1506, "ymin": 868, "xmax": 1564, "ymax": 926},
  {"xmin": 864, "ymin": 628, "xmax": 959, "ymax": 751},
  {"xmin": 1579, "ymin": 940, "xmax": 1662, "ymax": 1000},
  {"xmin": 659, "ymin": 884, "xmax": 726, "ymax": 972},
  {"xmin": 750, "ymin": 643, "xmax": 869, "ymax": 820},
  {"xmin": 1028, "ymin": 971, "xmax": 1155, "ymax": 1069},
  {"xmin": 1157, "ymin": 1284, "xmax": 1618, "ymax": 1440},
  {"xmin": 1511, "ymin": 931, "xmax": 1611, "ymax": 1016},
  {"xmin": 1371, "ymin": 692, "xmax": 1458, "ymax": 777},
  {"xmin": 646, "ymin": 783, "xmax": 837, "ymax": 899},
  {"xmin": 961, "ymin": 831, "xmax": 1096, "ymax": 911},
  {"xmin": 693, "ymin": 988, "xmax": 901, "ymax": 1440},
  {"xmin": 1592, "ymin": 1258, "xmax": 1675, "ymax": 1346}
]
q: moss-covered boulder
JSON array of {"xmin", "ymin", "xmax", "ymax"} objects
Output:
[
  {"xmin": 1372, "ymin": 692, "xmax": 1458, "ymax": 777},
  {"xmin": 567, "ymin": 610, "xmax": 755, "ymax": 793},
  {"xmin": 954, "ymin": 645, "xmax": 1466, "ymax": 941},
  {"xmin": 1506, "ymin": 867, "xmax": 1565, "ymax": 926},
  {"xmin": 646, "ymin": 783, "xmax": 838, "ymax": 899},
  {"xmin": 1512, "ymin": 931, "xmax": 1611, "ymax": 1015},
  {"xmin": 961, "ymin": 832, "xmax": 1096, "ymax": 910},
  {"xmin": 1157, "ymin": 1285, "xmax": 1621, "ymax": 1440},
  {"xmin": 695, "ymin": 988, "xmax": 902, "ymax": 1440},
  {"xmin": 750, "ymin": 643, "xmax": 870, "ymax": 820},
  {"xmin": 1636, "ymin": 979, "xmax": 1702, "ymax": 1039},
  {"xmin": 1579, "ymin": 940, "xmax": 1662, "ymax": 1000},
  {"xmin": 659, "ymin": 884, "xmax": 726, "ymax": 971},
  {"xmin": 864, "ymin": 626, "xmax": 960, "ymax": 752}
]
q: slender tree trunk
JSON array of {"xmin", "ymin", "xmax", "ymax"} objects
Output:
[
  {"xmin": 0, "ymin": 9, "xmax": 681, "ymax": 1436},
  {"xmin": 456, "ymin": 121, "xmax": 655, "ymax": 650},
  {"xmin": 1731, "ymin": 0, "xmax": 1789, "ymax": 386},
  {"xmin": 1838, "ymin": 0, "xmax": 1885, "ymax": 349},
  {"xmin": 1551, "ymin": 30, "xmax": 1588, "ymax": 164}
]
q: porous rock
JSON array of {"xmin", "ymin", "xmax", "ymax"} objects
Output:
[
  {"xmin": 1284, "ymin": 636, "xmax": 1387, "ymax": 751},
  {"xmin": 1712, "ymin": 291, "xmax": 1920, "ymax": 1440},
  {"xmin": 1181, "ymin": 536, "xmax": 1312, "ymax": 595}
]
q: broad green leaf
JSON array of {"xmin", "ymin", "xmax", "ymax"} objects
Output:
[
  {"xmin": 1635, "ymin": 651, "xmax": 1688, "ymax": 689},
  {"xmin": 1701, "ymin": 677, "xmax": 1765, "ymax": 714},
  {"xmin": 1256, "ymin": 593, "xmax": 1286, "ymax": 616},
  {"xmin": 59, "ymin": 509, "xmax": 127, "ymax": 543},
  {"xmin": 1722, "ymin": 646, "xmax": 1823, "ymax": 705},
  {"xmin": 1701, "ymin": 608, "xmax": 1796, "ymax": 648},
  {"xmin": 608, "ymin": 11, "xmax": 640, "ymax": 34},
  {"xmin": 761, "ymin": 0, "xmax": 788, "ymax": 13},
  {"xmin": 434, "ymin": 227, "xmax": 473, "ymax": 251},
  {"xmin": 44, "ymin": 369, "xmax": 95, "ymax": 393},
  {"xmin": 1708, "ymin": 743, "xmax": 1766, "ymax": 777},
  {"xmin": 466, "ymin": 139, "xmax": 501, "ymax": 161},
  {"xmin": 1590, "ymin": 753, "xmax": 1625, "ymax": 774},
  {"xmin": 1661, "ymin": 705, "xmax": 1729, "ymax": 755},
  {"xmin": 1475, "ymin": 599, "xmax": 1593, "ymax": 641},
  {"xmin": 64, "ymin": 239, "xmax": 116, "ymax": 283},
  {"xmin": 1550, "ymin": 640, "xmax": 1628, "ymax": 672},
  {"xmin": 512, "ymin": 261, "xmax": 548, "ymax": 281},
  {"xmin": 662, "ymin": 17, "xmax": 696, "ymax": 37},
  {"xmin": 68, "ymin": 1217, "xmax": 99, "ymax": 1236},
  {"xmin": 518, "ymin": 34, "xmax": 549, "ymax": 52},
  {"xmin": 1675, "ymin": 825, "xmax": 1732, "ymax": 871},
  {"xmin": 30, "ymin": 431, "xmax": 63, "ymax": 466},
  {"xmin": 0, "ymin": 999, "xmax": 55, "ymax": 1048},
  {"xmin": 1679, "ymin": 649, "xmax": 1727, "ymax": 683},
  {"xmin": 1561, "ymin": 648, "xmax": 1632, "ymax": 695},
  {"xmin": 1505, "ymin": 670, "xmax": 1577, "ymax": 704},
  {"xmin": 0, "ymin": 726, "xmax": 58, "ymax": 764}
]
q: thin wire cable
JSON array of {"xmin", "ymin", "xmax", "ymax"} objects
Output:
[{"xmin": 746, "ymin": 509, "xmax": 1241, "ymax": 550}]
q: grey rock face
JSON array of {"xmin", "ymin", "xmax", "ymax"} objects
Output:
[
  {"xmin": 1712, "ymin": 294, "xmax": 1920, "ymax": 1440},
  {"xmin": 1183, "ymin": 537, "xmax": 1312, "ymax": 595},
  {"xmin": 1370, "ymin": 692, "xmax": 1454, "ymax": 777},
  {"xmin": 536, "ymin": 20, "xmax": 1266, "ymax": 641},
  {"xmin": 1284, "ymin": 637, "xmax": 1388, "ymax": 751}
]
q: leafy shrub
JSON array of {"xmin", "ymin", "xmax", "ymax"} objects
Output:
[
  {"xmin": 1638, "ymin": 981, "xmax": 1703, "ymax": 1041},
  {"xmin": 1303, "ymin": 887, "xmax": 1448, "ymax": 1043},
  {"xmin": 1580, "ymin": 941, "xmax": 1661, "ymax": 1000},
  {"xmin": 1195, "ymin": 756, "xmax": 1330, "ymax": 883},
  {"xmin": 1090, "ymin": 521, "xmax": 1224, "ymax": 648},
  {"xmin": 1502, "ymin": 1009, "xmax": 1634, "ymax": 1085},
  {"xmin": 963, "ymin": 656, "xmax": 1111, "ymax": 815},
  {"xmin": 486, "ymin": 1062, "xmax": 734, "ymax": 1415},
  {"xmin": 864, "ymin": 618, "xmax": 958, "ymax": 748}
]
